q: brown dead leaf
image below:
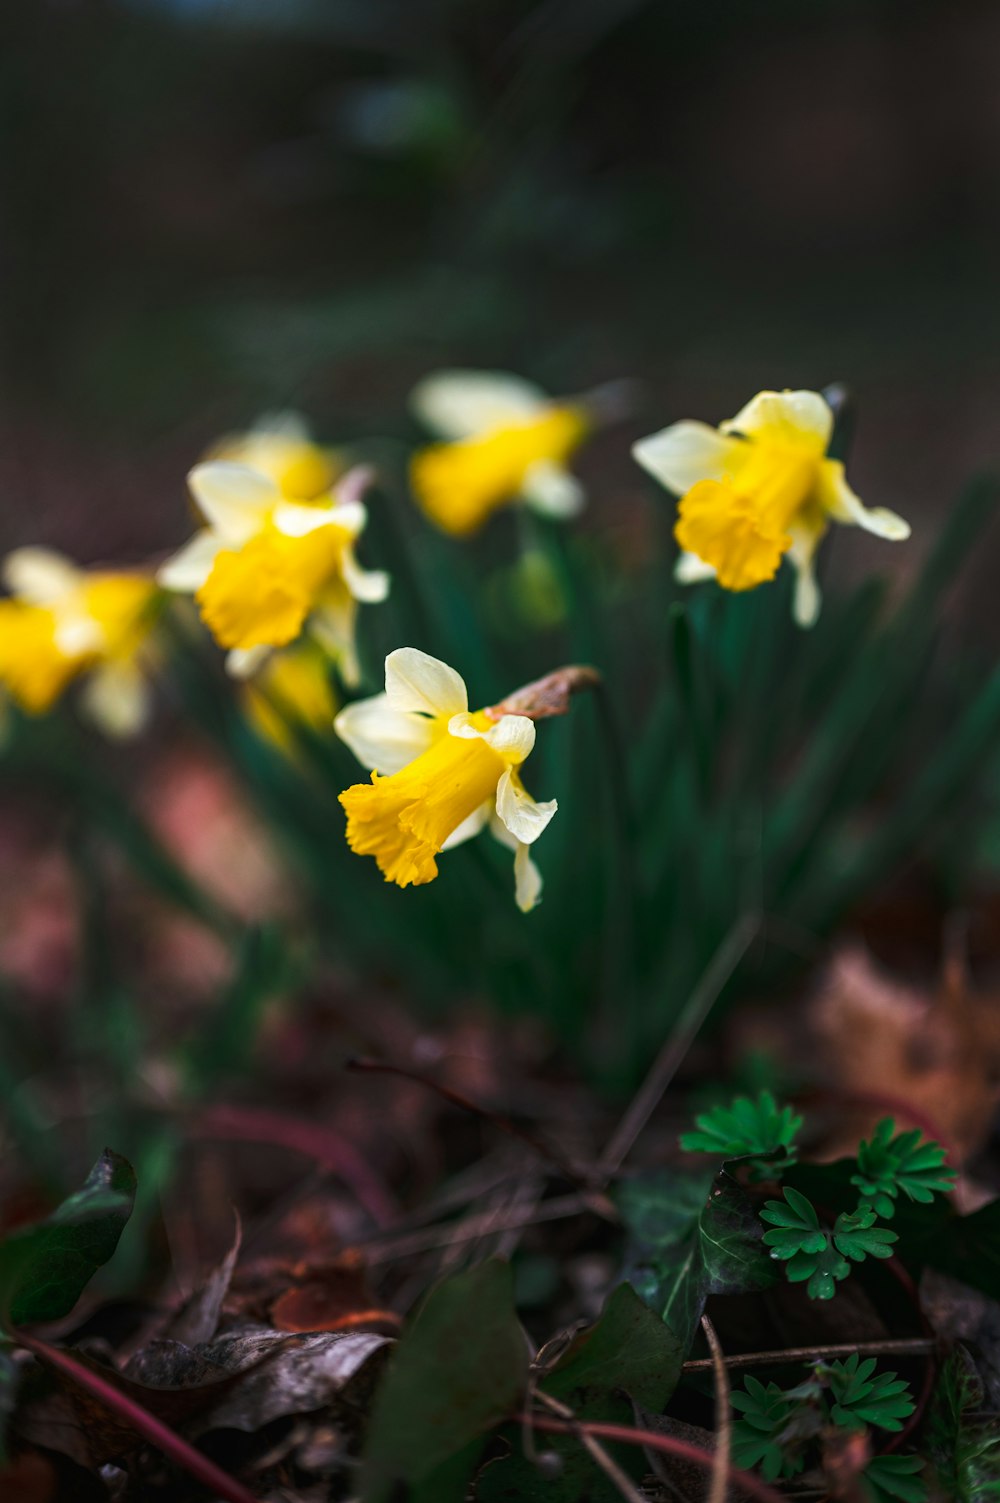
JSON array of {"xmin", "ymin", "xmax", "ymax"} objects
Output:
[
  {"xmin": 822, "ymin": 1424, "xmax": 871, "ymax": 1501},
  {"xmin": 162, "ymin": 1210, "xmax": 242, "ymax": 1347},
  {"xmin": 487, "ymin": 665, "xmax": 601, "ymax": 721}
]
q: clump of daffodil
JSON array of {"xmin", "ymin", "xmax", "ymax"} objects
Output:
[
  {"xmin": 409, "ymin": 370, "xmax": 594, "ymax": 536},
  {"xmin": 207, "ymin": 412, "xmax": 342, "ymax": 502},
  {"xmin": 0, "ymin": 548, "xmax": 159, "ymax": 736},
  {"xmin": 158, "ymin": 463, "xmax": 388, "ymax": 684},
  {"xmin": 243, "ymin": 640, "xmax": 338, "ymax": 757},
  {"xmin": 335, "ymin": 648, "xmax": 557, "ymax": 911},
  {"xmin": 632, "ymin": 388, "xmax": 911, "ymax": 626}
]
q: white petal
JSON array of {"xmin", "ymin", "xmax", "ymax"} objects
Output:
[
  {"xmin": 521, "ymin": 461, "xmax": 585, "ymax": 519},
  {"xmin": 310, "ymin": 598, "xmax": 360, "ymax": 686},
  {"xmin": 272, "ymin": 501, "xmax": 339, "ymax": 538},
  {"xmin": 819, "ymin": 463, "xmax": 911, "ymax": 541},
  {"xmin": 411, "ymin": 370, "xmax": 548, "ymax": 438},
  {"xmin": 495, "ymin": 766, "xmax": 557, "ymax": 844},
  {"xmin": 334, "ymin": 692, "xmax": 436, "ymax": 774},
  {"xmin": 786, "ymin": 518, "xmax": 826, "ymax": 629},
  {"xmin": 341, "ymin": 544, "xmax": 390, "ymax": 605},
  {"xmin": 157, "ymin": 530, "xmax": 223, "ymax": 592},
  {"xmin": 441, "ymin": 801, "xmax": 491, "ymax": 851},
  {"xmin": 721, "ymin": 390, "xmax": 833, "ymax": 453},
  {"xmin": 81, "ymin": 662, "xmax": 150, "ymax": 738},
  {"xmin": 3, "ymin": 547, "xmax": 81, "ymax": 604},
  {"xmin": 489, "ymin": 814, "xmax": 544, "ymax": 911},
  {"xmin": 384, "ymin": 647, "xmax": 468, "ymax": 719},
  {"xmin": 53, "ymin": 613, "xmax": 103, "ymax": 655},
  {"xmin": 675, "ymin": 550, "xmax": 717, "ymax": 584},
  {"xmin": 226, "ymin": 644, "xmax": 272, "ymax": 679},
  {"xmin": 632, "ymin": 421, "xmax": 742, "ymax": 495},
  {"xmin": 449, "ymin": 711, "xmax": 536, "ymax": 763},
  {"xmin": 187, "ymin": 462, "xmax": 278, "ymax": 544}
]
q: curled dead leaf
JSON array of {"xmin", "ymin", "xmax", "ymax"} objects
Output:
[{"xmin": 487, "ymin": 665, "xmax": 601, "ymax": 722}]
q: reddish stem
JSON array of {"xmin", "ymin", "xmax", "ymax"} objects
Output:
[
  {"xmin": 519, "ymin": 1411, "xmax": 786, "ymax": 1503},
  {"xmin": 16, "ymin": 1331, "xmax": 258, "ymax": 1503}
]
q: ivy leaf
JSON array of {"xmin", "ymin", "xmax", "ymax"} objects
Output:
[
  {"xmin": 617, "ymin": 1166, "xmax": 776, "ymax": 1349},
  {"xmin": 863, "ymin": 1454, "xmax": 928, "ymax": 1503},
  {"xmin": 0, "ymin": 1149, "xmax": 136, "ymax": 1328},
  {"xmin": 477, "ymin": 1283, "xmax": 683, "ymax": 1503},
  {"xmin": 680, "ymin": 1090, "xmax": 802, "ymax": 1179},
  {"xmin": 360, "ymin": 1258, "xmax": 527, "ymax": 1503},
  {"xmin": 851, "ymin": 1118, "xmax": 955, "ymax": 1219},
  {"xmin": 823, "ymin": 1354, "xmax": 916, "ymax": 1433}
]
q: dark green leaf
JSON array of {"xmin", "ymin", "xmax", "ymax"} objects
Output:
[
  {"xmin": 618, "ymin": 1166, "xmax": 776, "ymax": 1350},
  {"xmin": 926, "ymin": 1347, "xmax": 1000, "ymax": 1500},
  {"xmin": 0, "ymin": 1150, "xmax": 136, "ymax": 1328},
  {"xmin": 863, "ymin": 1453, "xmax": 928, "ymax": 1503},
  {"xmin": 681, "ymin": 1089, "xmax": 802, "ymax": 1179},
  {"xmin": 360, "ymin": 1258, "xmax": 527, "ymax": 1503}
]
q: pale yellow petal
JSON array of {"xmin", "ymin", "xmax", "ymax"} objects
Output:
[
  {"xmin": 3, "ymin": 547, "xmax": 82, "ymax": 605},
  {"xmin": 334, "ymin": 692, "xmax": 437, "ymax": 774},
  {"xmin": 818, "ymin": 461, "xmax": 911, "ymax": 540},
  {"xmin": 521, "ymin": 460, "xmax": 585, "ymax": 519},
  {"xmin": 157, "ymin": 530, "xmax": 222, "ymax": 592},
  {"xmin": 187, "ymin": 462, "xmax": 278, "ymax": 543},
  {"xmin": 494, "ymin": 765, "xmax": 557, "ymax": 844},
  {"xmin": 411, "ymin": 370, "xmax": 547, "ymax": 439},
  {"xmin": 633, "ymin": 421, "xmax": 743, "ymax": 495},
  {"xmin": 385, "ymin": 647, "xmax": 468, "ymax": 719},
  {"xmin": 81, "ymin": 661, "xmax": 150, "ymax": 738},
  {"xmin": 721, "ymin": 390, "xmax": 833, "ymax": 455}
]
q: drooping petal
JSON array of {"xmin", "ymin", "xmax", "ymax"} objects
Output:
[
  {"xmin": 226, "ymin": 644, "xmax": 273, "ymax": 679},
  {"xmin": 340, "ymin": 544, "xmax": 390, "ymax": 605},
  {"xmin": 411, "ymin": 370, "xmax": 548, "ymax": 439},
  {"xmin": 3, "ymin": 547, "xmax": 81, "ymax": 604},
  {"xmin": 384, "ymin": 647, "xmax": 468, "ymax": 719},
  {"xmin": 310, "ymin": 590, "xmax": 360, "ymax": 685},
  {"xmin": 495, "ymin": 765, "xmax": 557, "ymax": 844},
  {"xmin": 441, "ymin": 801, "xmax": 491, "ymax": 850},
  {"xmin": 521, "ymin": 460, "xmax": 586, "ymax": 519},
  {"xmin": 818, "ymin": 460, "xmax": 911, "ymax": 540},
  {"xmin": 720, "ymin": 390, "xmax": 833, "ymax": 456},
  {"xmin": 187, "ymin": 462, "xmax": 278, "ymax": 544},
  {"xmin": 632, "ymin": 421, "xmax": 743, "ymax": 496},
  {"xmin": 490, "ymin": 813, "xmax": 545, "ymax": 912},
  {"xmin": 80, "ymin": 660, "xmax": 150, "ymax": 738},
  {"xmin": 674, "ymin": 550, "xmax": 718, "ymax": 585},
  {"xmin": 786, "ymin": 511, "xmax": 829, "ymax": 629},
  {"xmin": 334, "ymin": 691, "xmax": 437, "ymax": 775},
  {"xmin": 157, "ymin": 530, "xmax": 223, "ymax": 591},
  {"xmin": 449, "ymin": 711, "xmax": 536, "ymax": 764}
]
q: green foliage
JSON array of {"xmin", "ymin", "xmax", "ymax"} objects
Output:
[
  {"xmin": 823, "ymin": 1354, "xmax": 916, "ymax": 1433},
  {"xmin": 732, "ymin": 1362, "xmax": 922, "ymax": 1499},
  {"xmin": 851, "ymin": 1118, "xmax": 955, "ymax": 1219},
  {"xmin": 360, "ymin": 1259, "xmax": 527, "ymax": 1503},
  {"xmin": 680, "ymin": 1090, "xmax": 802, "ymax": 1179},
  {"xmin": 616, "ymin": 1166, "xmax": 776, "ymax": 1348},
  {"xmin": 0, "ymin": 1149, "xmax": 136, "ymax": 1328},
  {"xmin": 926, "ymin": 1348, "xmax": 1000, "ymax": 1500},
  {"xmin": 761, "ymin": 1188, "xmax": 897, "ymax": 1300},
  {"xmin": 478, "ymin": 1283, "xmax": 683, "ymax": 1503}
]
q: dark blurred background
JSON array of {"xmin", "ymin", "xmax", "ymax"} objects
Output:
[{"xmin": 3, "ymin": 0, "xmax": 999, "ymax": 617}]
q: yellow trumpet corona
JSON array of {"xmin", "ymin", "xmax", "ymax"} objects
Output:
[
  {"xmin": 335, "ymin": 648, "xmax": 556, "ymax": 911},
  {"xmin": 633, "ymin": 389, "xmax": 911, "ymax": 626}
]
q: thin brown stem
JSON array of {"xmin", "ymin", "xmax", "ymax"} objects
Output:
[
  {"xmin": 681, "ymin": 1337, "xmax": 936, "ymax": 1374},
  {"xmin": 359, "ymin": 1190, "xmax": 617, "ymax": 1266},
  {"xmin": 701, "ymin": 1314, "xmax": 731, "ymax": 1503},
  {"xmin": 598, "ymin": 914, "xmax": 760, "ymax": 1179},
  {"xmin": 535, "ymin": 1392, "xmax": 646, "ymax": 1503}
]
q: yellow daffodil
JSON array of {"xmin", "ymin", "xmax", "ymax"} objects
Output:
[
  {"xmin": 409, "ymin": 370, "xmax": 590, "ymax": 536},
  {"xmin": 0, "ymin": 548, "xmax": 158, "ymax": 735},
  {"xmin": 158, "ymin": 463, "xmax": 388, "ymax": 684},
  {"xmin": 243, "ymin": 640, "xmax": 338, "ymax": 756},
  {"xmin": 208, "ymin": 412, "xmax": 342, "ymax": 501},
  {"xmin": 335, "ymin": 648, "xmax": 557, "ymax": 911},
  {"xmin": 632, "ymin": 389, "xmax": 911, "ymax": 626}
]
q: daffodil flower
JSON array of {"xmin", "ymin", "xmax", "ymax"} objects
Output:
[
  {"xmin": 243, "ymin": 640, "xmax": 338, "ymax": 757},
  {"xmin": 335, "ymin": 648, "xmax": 557, "ymax": 911},
  {"xmin": 409, "ymin": 370, "xmax": 590, "ymax": 536},
  {"xmin": 158, "ymin": 463, "xmax": 389, "ymax": 684},
  {"xmin": 208, "ymin": 412, "xmax": 342, "ymax": 501},
  {"xmin": 0, "ymin": 548, "xmax": 158, "ymax": 736},
  {"xmin": 633, "ymin": 389, "xmax": 911, "ymax": 626}
]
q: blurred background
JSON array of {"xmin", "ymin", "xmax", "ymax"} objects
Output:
[{"xmin": 3, "ymin": 0, "xmax": 1000, "ymax": 621}]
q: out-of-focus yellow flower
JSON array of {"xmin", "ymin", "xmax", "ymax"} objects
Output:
[
  {"xmin": 0, "ymin": 549, "xmax": 158, "ymax": 735},
  {"xmin": 409, "ymin": 371, "xmax": 590, "ymax": 536},
  {"xmin": 158, "ymin": 463, "xmax": 388, "ymax": 684},
  {"xmin": 243, "ymin": 641, "xmax": 338, "ymax": 756},
  {"xmin": 633, "ymin": 389, "xmax": 910, "ymax": 626},
  {"xmin": 208, "ymin": 413, "xmax": 342, "ymax": 502},
  {"xmin": 336, "ymin": 648, "xmax": 556, "ymax": 911}
]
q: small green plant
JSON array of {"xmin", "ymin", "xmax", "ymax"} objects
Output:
[
  {"xmin": 731, "ymin": 1361, "xmax": 924, "ymax": 1501},
  {"xmin": 679, "ymin": 1090, "xmax": 802, "ymax": 1179},
  {"xmin": 851, "ymin": 1118, "xmax": 956, "ymax": 1219},
  {"xmin": 760, "ymin": 1188, "xmax": 897, "ymax": 1299}
]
